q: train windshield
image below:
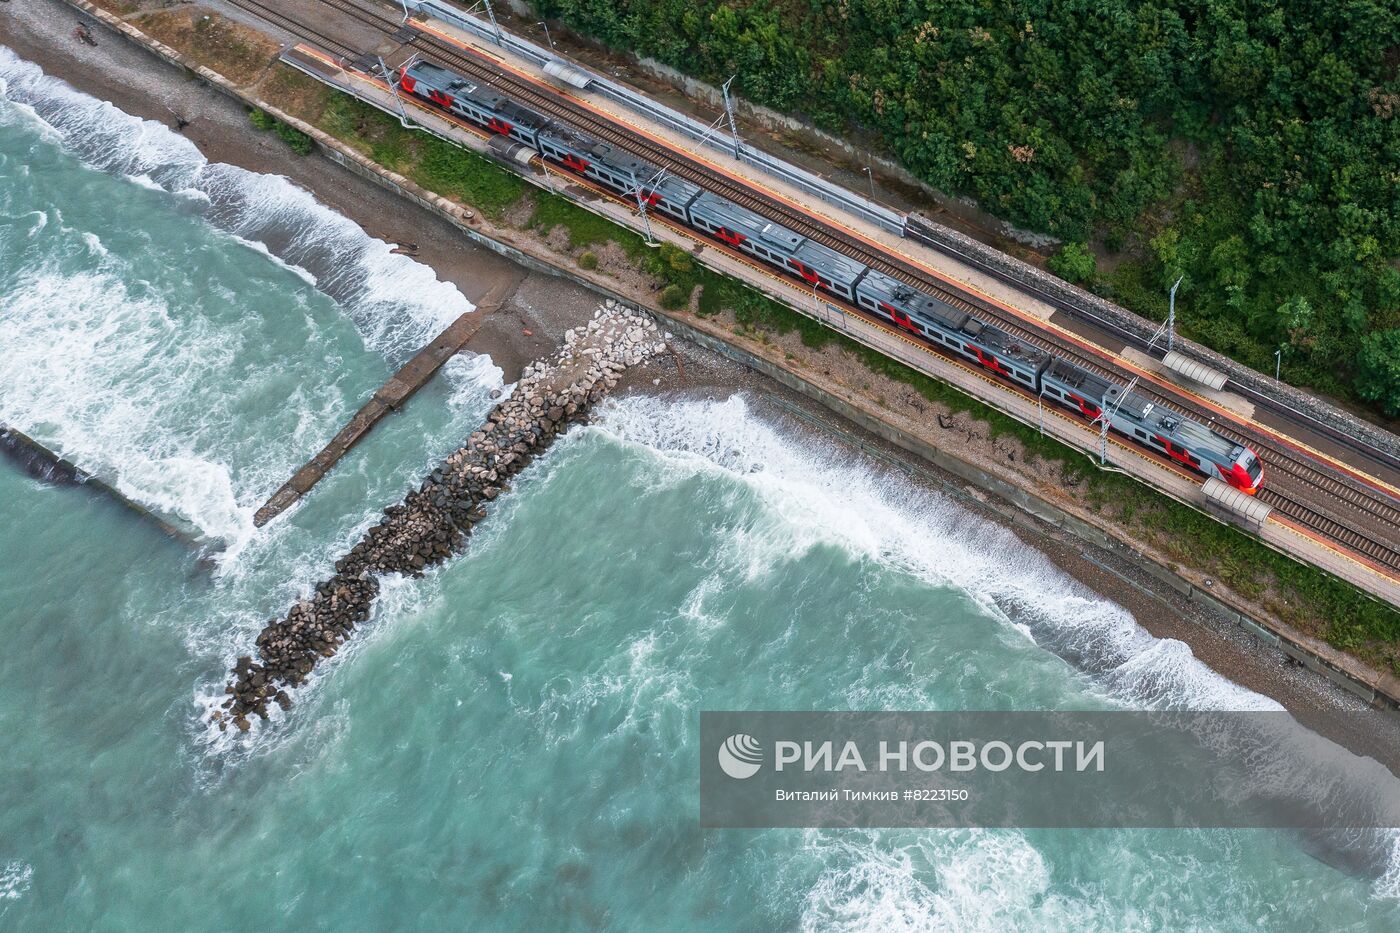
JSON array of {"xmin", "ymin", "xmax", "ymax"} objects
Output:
[{"xmin": 1245, "ymin": 455, "xmax": 1262, "ymax": 482}]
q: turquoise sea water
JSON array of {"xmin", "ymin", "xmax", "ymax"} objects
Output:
[{"xmin": 3, "ymin": 49, "xmax": 1400, "ymax": 930}]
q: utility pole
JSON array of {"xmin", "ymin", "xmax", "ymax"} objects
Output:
[
  {"xmin": 634, "ymin": 182, "xmax": 657, "ymax": 246},
  {"xmin": 538, "ymin": 21, "xmax": 555, "ymax": 52},
  {"xmin": 632, "ymin": 166, "xmax": 669, "ymax": 247},
  {"xmin": 1093, "ymin": 377, "xmax": 1138, "ymax": 465},
  {"xmin": 1148, "ymin": 274, "xmax": 1183, "ymax": 353},
  {"xmin": 1167, "ymin": 275, "xmax": 1182, "ymax": 352},
  {"xmin": 721, "ymin": 76, "xmax": 742, "ymax": 161},
  {"xmin": 481, "ymin": 0, "xmax": 503, "ymax": 46},
  {"xmin": 378, "ymin": 54, "xmax": 417, "ymax": 130}
]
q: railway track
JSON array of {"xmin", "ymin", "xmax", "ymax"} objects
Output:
[
  {"xmin": 225, "ymin": 0, "xmax": 360, "ymax": 59},
  {"xmin": 241, "ymin": 0, "xmax": 1400, "ymax": 577}
]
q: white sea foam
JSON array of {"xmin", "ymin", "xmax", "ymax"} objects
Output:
[
  {"xmin": 595, "ymin": 393, "xmax": 1275, "ymax": 713},
  {"xmin": 789, "ymin": 832, "xmax": 1119, "ymax": 933},
  {"xmin": 229, "ymin": 233, "xmax": 320, "ymax": 287},
  {"xmin": 0, "ymin": 861, "xmax": 32, "ymax": 901},
  {"xmin": 0, "ymin": 48, "xmax": 491, "ymax": 550},
  {"xmin": 0, "ymin": 263, "xmax": 246, "ymax": 546},
  {"xmin": 0, "ymin": 47, "xmax": 472, "ymax": 359}
]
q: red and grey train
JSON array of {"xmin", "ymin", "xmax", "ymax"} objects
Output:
[{"xmin": 398, "ymin": 60, "xmax": 1264, "ymax": 494}]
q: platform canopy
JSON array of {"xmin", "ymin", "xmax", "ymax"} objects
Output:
[
  {"xmin": 543, "ymin": 59, "xmax": 592, "ymax": 90},
  {"xmin": 1162, "ymin": 350, "xmax": 1228, "ymax": 390},
  {"xmin": 1202, "ymin": 477, "xmax": 1272, "ymax": 523}
]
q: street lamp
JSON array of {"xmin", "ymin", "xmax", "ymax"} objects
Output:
[
  {"xmin": 1275, "ymin": 348, "xmax": 1282, "ymax": 381},
  {"xmin": 861, "ymin": 165, "xmax": 876, "ymax": 201},
  {"xmin": 538, "ymin": 21, "xmax": 555, "ymax": 52}
]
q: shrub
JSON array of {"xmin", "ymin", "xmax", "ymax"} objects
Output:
[
  {"xmin": 249, "ymin": 107, "xmax": 314, "ymax": 155},
  {"xmin": 1047, "ymin": 242, "xmax": 1097, "ymax": 284},
  {"xmin": 659, "ymin": 283, "xmax": 688, "ymax": 309},
  {"xmin": 273, "ymin": 122, "xmax": 314, "ymax": 155},
  {"xmin": 578, "ymin": 251, "xmax": 599, "ymax": 270}
]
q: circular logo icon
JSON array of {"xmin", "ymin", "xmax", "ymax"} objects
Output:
[{"xmin": 718, "ymin": 733, "xmax": 763, "ymax": 779}]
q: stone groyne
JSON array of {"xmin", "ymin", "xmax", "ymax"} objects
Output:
[{"xmin": 215, "ymin": 303, "xmax": 666, "ymax": 730}]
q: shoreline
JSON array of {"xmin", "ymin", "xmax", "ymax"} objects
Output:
[{"xmin": 7, "ymin": 4, "xmax": 1400, "ymax": 765}]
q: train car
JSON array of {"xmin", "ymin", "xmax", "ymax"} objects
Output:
[
  {"xmin": 536, "ymin": 123, "xmax": 657, "ymax": 198},
  {"xmin": 786, "ymin": 239, "xmax": 869, "ymax": 302},
  {"xmin": 1098, "ymin": 382, "xmax": 1263, "ymax": 492},
  {"xmin": 955, "ymin": 320, "xmax": 1050, "ymax": 391},
  {"xmin": 1040, "ymin": 358, "xmax": 1108, "ymax": 422},
  {"xmin": 687, "ymin": 192, "xmax": 783, "ymax": 258},
  {"xmin": 855, "ymin": 270, "xmax": 968, "ymax": 346},
  {"xmin": 686, "ymin": 194, "xmax": 864, "ymax": 300},
  {"xmin": 399, "ymin": 61, "xmax": 551, "ymax": 148}
]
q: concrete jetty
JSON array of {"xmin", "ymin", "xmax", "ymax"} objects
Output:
[
  {"xmin": 216, "ymin": 302, "xmax": 665, "ymax": 730},
  {"xmin": 254, "ymin": 309, "xmax": 490, "ymax": 528},
  {"xmin": 1, "ymin": 422, "xmax": 198, "ymax": 547}
]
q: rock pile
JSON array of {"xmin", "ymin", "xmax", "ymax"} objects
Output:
[{"xmin": 214, "ymin": 303, "xmax": 666, "ymax": 731}]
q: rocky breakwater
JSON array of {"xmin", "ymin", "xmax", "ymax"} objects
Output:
[{"xmin": 214, "ymin": 302, "xmax": 667, "ymax": 731}]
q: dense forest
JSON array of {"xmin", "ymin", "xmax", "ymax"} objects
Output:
[{"xmin": 530, "ymin": 0, "xmax": 1400, "ymax": 415}]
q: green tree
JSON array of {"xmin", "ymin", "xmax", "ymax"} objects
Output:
[{"xmin": 1357, "ymin": 330, "xmax": 1400, "ymax": 416}]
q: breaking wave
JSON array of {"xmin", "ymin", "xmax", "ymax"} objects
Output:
[
  {"xmin": 0, "ymin": 48, "xmax": 469, "ymax": 359},
  {"xmin": 0, "ymin": 49, "xmax": 491, "ymax": 551},
  {"xmin": 595, "ymin": 393, "xmax": 1272, "ymax": 712}
]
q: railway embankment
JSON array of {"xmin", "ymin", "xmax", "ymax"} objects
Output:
[
  {"xmin": 47, "ymin": 0, "xmax": 1400, "ymax": 708},
  {"xmin": 216, "ymin": 303, "xmax": 664, "ymax": 729}
]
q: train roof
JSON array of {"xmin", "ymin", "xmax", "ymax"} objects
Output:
[
  {"xmin": 859, "ymin": 271, "xmax": 969, "ymax": 330},
  {"xmin": 689, "ymin": 192, "xmax": 770, "ymax": 237},
  {"xmin": 651, "ymin": 173, "xmax": 701, "ymax": 202},
  {"xmin": 963, "ymin": 321, "xmax": 1049, "ymax": 369},
  {"xmin": 405, "ymin": 61, "xmax": 460, "ymax": 86},
  {"xmin": 491, "ymin": 97, "xmax": 553, "ymax": 130},
  {"xmin": 538, "ymin": 124, "xmax": 655, "ymax": 179},
  {"xmin": 1047, "ymin": 358, "xmax": 1113, "ymax": 398},
  {"xmin": 791, "ymin": 238, "xmax": 867, "ymax": 282},
  {"xmin": 756, "ymin": 221, "xmax": 803, "ymax": 252}
]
